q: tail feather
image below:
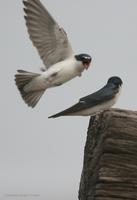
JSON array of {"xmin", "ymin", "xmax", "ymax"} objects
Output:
[
  {"xmin": 22, "ymin": 90, "xmax": 45, "ymax": 108},
  {"xmin": 15, "ymin": 70, "xmax": 39, "ymax": 89},
  {"xmin": 15, "ymin": 70, "xmax": 45, "ymax": 108}
]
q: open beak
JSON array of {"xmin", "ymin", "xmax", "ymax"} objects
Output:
[{"xmin": 83, "ymin": 58, "xmax": 92, "ymax": 70}]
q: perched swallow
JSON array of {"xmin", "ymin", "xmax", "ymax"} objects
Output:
[
  {"xmin": 15, "ymin": 0, "xmax": 92, "ymax": 108},
  {"xmin": 49, "ymin": 77, "xmax": 122, "ymax": 118}
]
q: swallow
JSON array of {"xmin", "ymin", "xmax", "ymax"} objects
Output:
[
  {"xmin": 49, "ymin": 77, "xmax": 122, "ymax": 118},
  {"xmin": 15, "ymin": 0, "xmax": 92, "ymax": 108}
]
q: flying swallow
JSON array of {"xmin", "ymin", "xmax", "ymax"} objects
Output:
[
  {"xmin": 49, "ymin": 77, "xmax": 122, "ymax": 118},
  {"xmin": 15, "ymin": 0, "xmax": 92, "ymax": 108}
]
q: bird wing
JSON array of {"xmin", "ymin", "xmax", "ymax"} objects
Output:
[
  {"xmin": 49, "ymin": 84, "xmax": 119, "ymax": 118},
  {"xmin": 23, "ymin": 0, "xmax": 74, "ymax": 69},
  {"xmin": 48, "ymin": 102, "xmax": 86, "ymax": 118},
  {"xmin": 79, "ymin": 84, "xmax": 119, "ymax": 106}
]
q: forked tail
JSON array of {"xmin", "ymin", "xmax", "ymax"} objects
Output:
[{"xmin": 15, "ymin": 70, "xmax": 45, "ymax": 108}]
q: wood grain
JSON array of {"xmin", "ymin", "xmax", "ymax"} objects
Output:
[{"xmin": 79, "ymin": 108, "xmax": 137, "ymax": 200}]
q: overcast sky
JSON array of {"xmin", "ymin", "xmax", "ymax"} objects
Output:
[{"xmin": 1, "ymin": 0, "xmax": 137, "ymax": 200}]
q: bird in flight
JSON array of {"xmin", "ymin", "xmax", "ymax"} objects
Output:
[
  {"xmin": 49, "ymin": 77, "xmax": 122, "ymax": 118},
  {"xmin": 15, "ymin": 0, "xmax": 92, "ymax": 108}
]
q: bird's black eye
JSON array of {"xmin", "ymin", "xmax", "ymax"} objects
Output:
[{"xmin": 82, "ymin": 56, "xmax": 91, "ymax": 61}]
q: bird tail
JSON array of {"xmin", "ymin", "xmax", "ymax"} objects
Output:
[{"xmin": 15, "ymin": 70, "xmax": 45, "ymax": 108}]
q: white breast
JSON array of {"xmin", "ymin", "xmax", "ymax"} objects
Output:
[{"xmin": 44, "ymin": 57, "xmax": 85, "ymax": 86}]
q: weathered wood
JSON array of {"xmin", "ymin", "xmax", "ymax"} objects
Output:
[{"xmin": 79, "ymin": 108, "xmax": 137, "ymax": 200}]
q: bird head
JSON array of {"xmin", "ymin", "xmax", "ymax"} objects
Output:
[
  {"xmin": 107, "ymin": 76, "xmax": 123, "ymax": 88},
  {"xmin": 75, "ymin": 54, "xmax": 92, "ymax": 70}
]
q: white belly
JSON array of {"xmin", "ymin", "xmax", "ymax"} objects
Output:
[
  {"xmin": 53, "ymin": 66, "xmax": 79, "ymax": 84},
  {"xmin": 44, "ymin": 58, "xmax": 84, "ymax": 87}
]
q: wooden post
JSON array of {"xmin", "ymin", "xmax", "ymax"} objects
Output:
[{"xmin": 79, "ymin": 108, "xmax": 137, "ymax": 200}]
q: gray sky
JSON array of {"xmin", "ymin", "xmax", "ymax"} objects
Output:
[{"xmin": 1, "ymin": 0, "xmax": 137, "ymax": 199}]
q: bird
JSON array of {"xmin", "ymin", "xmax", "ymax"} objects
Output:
[
  {"xmin": 48, "ymin": 76, "xmax": 123, "ymax": 118},
  {"xmin": 15, "ymin": 0, "xmax": 92, "ymax": 108}
]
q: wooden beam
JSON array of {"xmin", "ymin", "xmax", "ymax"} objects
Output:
[{"xmin": 79, "ymin": 108, "xmax": 137, "ymax": 200}]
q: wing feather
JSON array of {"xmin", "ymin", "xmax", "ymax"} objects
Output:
[
  {"xmin": 58, "ymin": 84, "xmax": 119, "ymax": 115},
  {"xmin": 23, "ymin": 0, "xmax": 74, "ymax": 69},
  {"xmin": 79, "ymin": 84, "xmax": 119, "ymax": 106},
  {"xmin": 49, "ymin": 83, "xmax": 120, "ymax": 118}
]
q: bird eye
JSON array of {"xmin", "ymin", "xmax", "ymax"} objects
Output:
[{"xmin": 84, "ymin": 56, "xmax": 91, "ymax": 61}]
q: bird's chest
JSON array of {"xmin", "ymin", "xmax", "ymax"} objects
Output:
[{"xmin": 51, "ymin": 63, "xmax": 83, "ymax": 85}]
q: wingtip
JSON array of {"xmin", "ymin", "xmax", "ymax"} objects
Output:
[
  {"xmin": 48, "ymin": 115, "xmax": 56, "ymax": 119},
  {"xmin": 48, "ymin": 114, "xmax": 61, "ymax": 119},
  {"xmin": 48, "ymin": 117, "xmax": 52, "ymax": 119}
]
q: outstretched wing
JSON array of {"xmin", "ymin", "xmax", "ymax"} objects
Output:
[{"xmin": 23, "ymin": 0, "xmax": 74, "ymax": 69}]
